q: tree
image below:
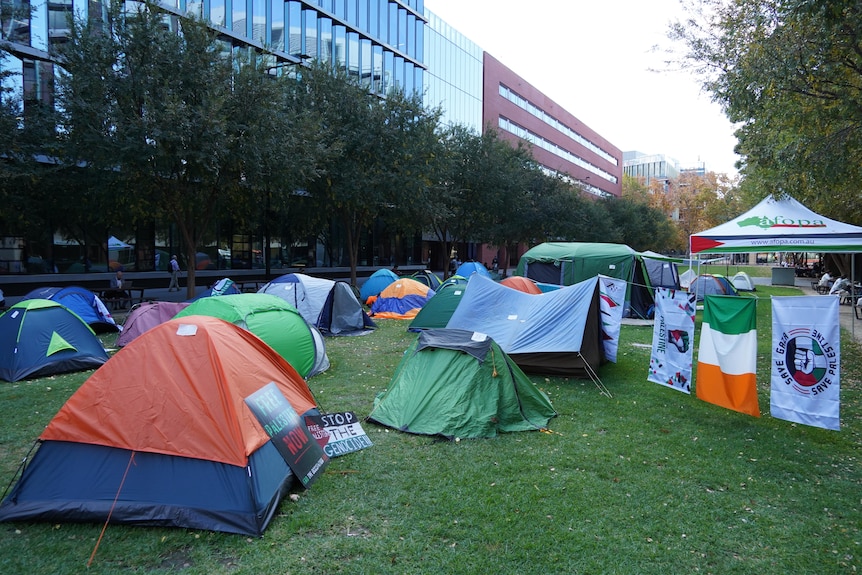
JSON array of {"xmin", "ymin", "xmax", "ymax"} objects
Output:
[
  {"xmin": 299, "ymin": 62, "xmax": 441, "ymax": 285},
  {"xmin": 223, "ymin": 57, "xmax": 329, "ymax": 276},
  {"xmin": 429, "ymin": 126, "xmax": 540, "ymax": 274},
  {"xmin": 0, "ymin": 46, "xmax": 65, "ymax": 241},
  {"xmin": 668, "ymin": 0, "xmax": 862, "ymax": 225},
  {"xmin": 57, "ymin": 1, "xmax": 257, "ymax": 295},
  {"xmin": 599, "ymin": 193, "xmax": 678, "ymax": 252}
]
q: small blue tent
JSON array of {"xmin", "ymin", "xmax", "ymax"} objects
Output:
[
  {"xmin": 187, "ymin": 278, "xmax": 242, "ymax": 302},
  {"xmin": 0, "ymin": 300, "xmax": 108, "ymax": 382},
  {"xmin": 455, "ymin": 261, "xmax": 492, "ymax": 279},
  {"xmin": 22, "ymin": 286, "xmax": 118, "ymax": 333},
  {"xmin": 360, "ymin": 269, "xmax": 399, "ymax": 304}
]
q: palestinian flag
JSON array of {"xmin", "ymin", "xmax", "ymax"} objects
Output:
[{"xmin": 696, "ymin": 296, "xmax": 759, "ymax": 417}]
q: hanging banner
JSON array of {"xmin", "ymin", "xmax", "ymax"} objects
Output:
[
  {"xmin": 696, "ymin": 296, "xmax": 759, "ymax": 417},
  {"xmin": 771, "ymin": 296, "xmax": 840, "ymax": 430},
  {"xmin": 648, "ymin": 288, "xmax": 696, "ymax": 393},
  {"xmin": 598, "ymin": 275, "xmax": 626, "ymax": 363}
]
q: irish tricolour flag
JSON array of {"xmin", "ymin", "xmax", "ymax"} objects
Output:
[{"xmin": 696, "ymin": 296, "xmax": 759, "ymax": 417}]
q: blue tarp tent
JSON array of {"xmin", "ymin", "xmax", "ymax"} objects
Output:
[{"xmin": 445, "ymin": 274, "xmax": 603, "ymax": 377}]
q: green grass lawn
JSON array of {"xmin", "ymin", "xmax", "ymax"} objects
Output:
[
  {"xmin": 694, "ymin": 263, "xmax": 772, "ymax": 278},
  {"xmin": 0, "ymin": 286, "xmax": 859, "ymax": 574}
]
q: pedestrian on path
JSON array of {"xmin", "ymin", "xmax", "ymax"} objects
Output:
[{"xmin": 168, "ymin": 255, "xmax": 181, "ymax": 291}]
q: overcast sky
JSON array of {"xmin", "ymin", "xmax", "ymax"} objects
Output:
[{"xmin": 424, "ymin": 0, "xmax": 741, "ymax": 176}]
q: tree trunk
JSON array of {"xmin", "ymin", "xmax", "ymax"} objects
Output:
[
  {"xmin": 343, "ymin": 215, "xmax": 358, "ymax": 287},
  {"xmin": 185, "ymin": 245, "xmax": 197, "ymax": 300}
]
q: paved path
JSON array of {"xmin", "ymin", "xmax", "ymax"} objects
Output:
[{"xmin": 752, "ymin": 276, "xmax": 861, "ymax": 346}]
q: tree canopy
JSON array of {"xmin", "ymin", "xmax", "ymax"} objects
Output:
[
  {"xmin": 3, "ymin": 0, "xmax": 684, "ymax": 280},
  {"xmin": 669, "ymin": 0, "xmax": 862, "ymax": 224}
]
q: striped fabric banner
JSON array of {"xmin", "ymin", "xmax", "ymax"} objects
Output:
[
  {"xmin": 770, "ymin": 296, "xmax": 840, "ymax": 431},
  {"xmin": 598, "ymin": 275, "xmax": 626, "ymax": 363},
  {"xmin": 696, "ymin": 296, "xmax": 759, "ymax": 417},
  {"xmin": 648, "ymin": 288, "xmax": 696, "ymax": 393}
]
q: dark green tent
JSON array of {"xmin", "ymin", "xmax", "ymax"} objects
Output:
[
  {"xmin": 368, "ymin": 329, "xmax": 556, "ymax": 439},
  {"xmin": 407, "ymin": 278, "xmax": 468, "ymax": 331},
  {"xmin": 514, "ymin": 242, "xmax": 667, "ymax": 318}
]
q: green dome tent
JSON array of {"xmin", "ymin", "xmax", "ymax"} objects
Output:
[
  {"xmin": 173, "ymin": 293, "xmax": 329, "ymax": 378},
  {"xmin": 368, "ymin": 329, "xmax": 556, "ymax": 439}
]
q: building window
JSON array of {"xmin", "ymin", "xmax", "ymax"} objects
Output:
[
  {"xmin": 333, "ymin": 24, "xmax": 346, "ymax": 69},
  {"xmin": 48, "ymin": 0, "xmax": 73, "ymax": 47},
  {"xmin": 318, "ymin": 16, "xmax": 332, "ymax": 64},
  {"xmin": 210, "ymin": 0, "xmax": 226, "ymax": 27},
  {"xmin": 347, "ymin": 31, "xmax": 359, "ymax": 79},
  {"xmin": 303, "ymin": 8, "xmax": 317, "ymax": 58},
  {"xmin": 287, "ymin": 1, "xmax": 301, "ymax": 55},
  {"xmin": 252, "ymin": 0, "xmax": 265, "ymax": 44},
  {"xmin": 233, "ymin": 0, "xmax": 247, "ymax": 36},
  {"xmin": 270, "ymin": 0, "xmax": 284, "ymax": 51},
  {"xmin": 2, "ymin": 0, "xmax": 31, "ymax": 43},
  {"xmin": 360, "ymin": 37, "xmax": 372, "ymax": 88}
]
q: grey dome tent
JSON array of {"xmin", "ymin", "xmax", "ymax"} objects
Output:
[{"xmin": 258, "ymin": 273, "xmax": 375, "ymax": 335}]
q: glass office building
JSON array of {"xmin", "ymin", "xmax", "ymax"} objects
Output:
[
  {"xmin": 1, "ymin": 0, "xmax": 432, "ymax": 273},
  {"xmin": 422, "ymin": 9, "xmax": 482, "ymax": 132},
  {"xmin": 623, "ymin": 151, "xmax": 681, "ymax": 189},
  {"xmin": 1, "ymin": 0, "xmax": 624, "ymax": 276}
]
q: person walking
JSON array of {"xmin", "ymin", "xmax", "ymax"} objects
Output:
[{"xmin": 168, "ymin": 255, "xmax": 181, "ymax": 291}]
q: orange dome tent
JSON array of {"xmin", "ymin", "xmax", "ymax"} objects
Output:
[
  {"xmin": 0, "ymin": 316, "xmax": 319, "ymax": 536},
  {"xmin": 370, "ymin": 277, "xmax": 435, "ymax": 320},
  {"xmin": 500, "ymin": 276, "xmax": 542, "ymax": 294}
]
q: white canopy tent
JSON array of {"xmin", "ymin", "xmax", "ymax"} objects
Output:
[
  {"xmin": 690, "ymin": 195, "xmax": 862, "ymax": 254},
  {"xmin": 690, "ymin": 194, "xmax": 862, "ymax": 335}
]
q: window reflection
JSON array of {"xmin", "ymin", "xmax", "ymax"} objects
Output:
[
  {"xmin": 48, "ymin": 0, "xmax": 73, "ymax": 47},
  {"xmin": 2, "ymin": 0, "xmax": 31, "ymax": 43},
  {"xmin": 360, "ymin": 38, "xmax": 371, "ymax": 88},
  {"xmin": 319, "ymin": 17, "xmax": 332, "ymax": 65},
  {"xmin": 287, "ymin": 1, "xmax": 301, "ymax": 55},
  {"xmin": 233, "ymin": 0, "xmax": 247, "ymax": 36},
  {"xmin": 383, "ymin": 49, "xmax": 393, "ymax": 93},
  {"xmin": 304, "ymin": 9, "xmax": 317, "ymax": 58},
  {"xmin": 210, "ymin": 0, "xmax": 226, "ymax": 27},
  {"xmin": 333, "ymin": 24, "xmax": 346, "ymax": 70},
  {"xmin": 372, "ymin": 44, "xmax": 383, "ymax": 94},
  {"xmin": 347, "ymin": 31, "xmax": 359, "ymax": 80},
  {"xmin": 252, "ymin": 0, "xmax": 265, "ymax": 44},
  {"xmin": 397, "ymin": 7, "xmax": 406, "ymax": 52},
  {"xmin": 271, "ymin": 0, "xmax": 284, "ymax": 51}
]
